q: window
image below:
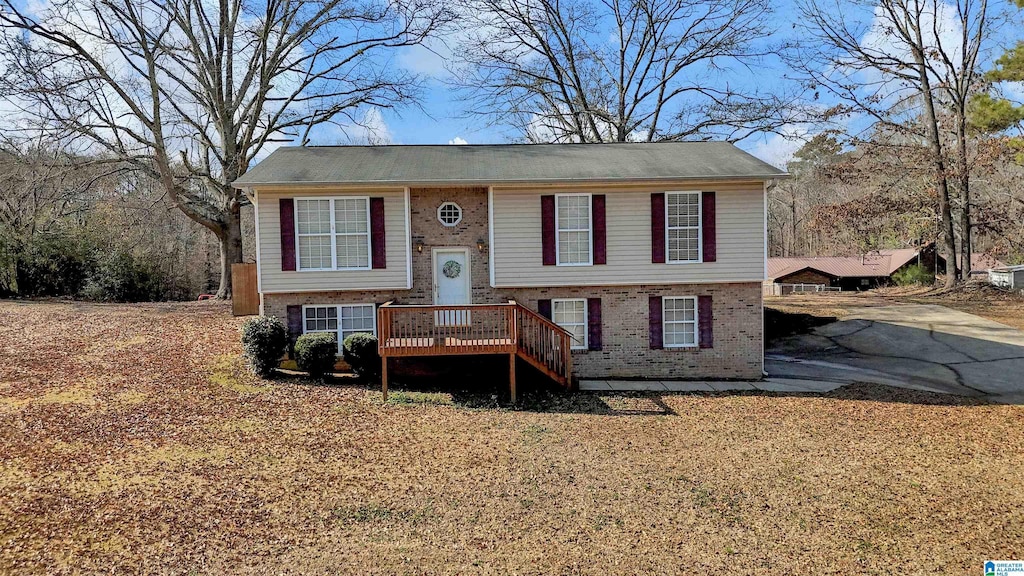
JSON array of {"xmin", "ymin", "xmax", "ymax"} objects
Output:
[
  {"xmin": 295, "ymin": 197, "xmax": 370, "ymax": 270},
  {"xmin": 556, "ymin": 194, "xmax": 592, "ymax": 265},
  {"xmin": 303, "ymin": 304, "xmax": 377, "ymax": 353},
  {"xmin": 663, "ymin": 296, "xmax": 697, "ymax": 348},
  {"xmin": 552, "ymin": 299, "xmax": 587, "ymax": 350},
  {"xmin": 666, "ymin": 192, "xmax": 701, "ymax": 263},
  {"xmin": 437, "ymin": 202, "xmax": 462, "ymax": 227}
]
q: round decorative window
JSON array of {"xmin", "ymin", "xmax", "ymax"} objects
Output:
[{"xmin": 437, "ymin": 202, "xmax": 463, "ymax": 227}]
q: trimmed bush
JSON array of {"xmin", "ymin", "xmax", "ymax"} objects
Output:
[
  {"xmin": 343, "ymin": 332, "xmax": 380, "ymax": 380},
  {"xmin": 295, "ymin": 332, "xmax": 338, "ymax": 380},
  {"xmin": 240, "ymin": 316, "xmax": 288, "ymax": 377},
  {"xmin": 892, "ymin": 263, "xmax": 935, "ymax": 286}
]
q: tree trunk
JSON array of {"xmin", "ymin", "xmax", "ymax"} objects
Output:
[
  {"xmin": 215, "ymin": 206, "xmax": 244, "ymax": 299},
  {"xmin": 914, "ymin": 53, "xmax": 957, "ymax": 289},
  {"xmin": 957, "ymin": 119, "xmax": 972, "ymax": 282}
]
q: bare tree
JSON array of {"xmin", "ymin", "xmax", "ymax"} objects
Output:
[
  {"xmin": 452, "ymin": 0, "xmax": 797, "ymax": 143},
  {"xmin": 789, "ymin": 0, "xmax": 993, "ymax": 288},
  {"xmin": 0, "ymin": 0, "xmax": 451, "ymax": 297}
]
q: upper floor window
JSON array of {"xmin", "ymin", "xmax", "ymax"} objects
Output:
[
  {"xmin": 556, "ymin": 194, "xmax": 592, "ymax": 265},
  {"xmin": 552, "ymin": 298, "xmax": 587, "ymax": 350},
  {"xmin": 296, "ymin": 197, "xmax": 370, "ymax": 270},
  {"xmin": 666, "ymin": 192, "xmax": 701, "ymax": 263},
  {"xmin": 437, "ymin": 202, "xmax": 462, "ymax": 227}
]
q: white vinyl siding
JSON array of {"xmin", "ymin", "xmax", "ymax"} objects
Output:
[
  {"xmin": 302, "ymin": 304, "xmax": 377, "ymax": 353},
  {"xmin": 491, "ymin": 183, "xmax": 765, "ymax": 287},
  {"xmin": 552, "ymin": 298, "xmax": 587, "ymax": 350},
  {"xmin": 296, "ymin": 197, "xmax": 370, "ymax": 270},
  {"xmin": 555, "ymin": 194, "xmax": 592, "ymax": 266},
  {"xmin": 666, "ymin": 192, "xmax": 701, "ymax": 263},
  {"xmin": 663, "ymin": 297, "xmax": 697, "ymax": 348},
  {"xmin": 256, "ymin": 188, "xmax": 409, "ymax": 293}
]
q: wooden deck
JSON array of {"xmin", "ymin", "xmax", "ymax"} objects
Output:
[{"xmin": 377, "ymin": 302, "xmax": 574, "ymax": 402}]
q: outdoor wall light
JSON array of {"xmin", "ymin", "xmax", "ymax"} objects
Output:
[
  {"xmin": 415, "ymin": 238, "xmax": 425, "ymax": 253},
  {"xmin": 477, "ymin": 239, "xmax": 488, "ymax": 253}
]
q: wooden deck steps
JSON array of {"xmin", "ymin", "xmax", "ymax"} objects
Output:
[{"xmin": 377, "ymin": 301, "xmax": 574, "ymax": 402}]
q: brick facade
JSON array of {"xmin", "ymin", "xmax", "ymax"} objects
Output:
[{"xmin": 261, "ymin": 187, "xmax": 764, "ymax": 381}]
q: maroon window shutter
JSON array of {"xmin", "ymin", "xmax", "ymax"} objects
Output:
[
  {"xmin": 698, "ymin": 295, "xmax": 714, "ymax": 349},
  {"xmin": 648, "ymin": 296, "xmax": 663, "ymax": 349},
  {"xmin": 592, "ymin": 195, "xmax": 607, "ymax": 265},
  {"xmin": 587, "ymin": 298, "xmax": 602, "ymax": 351},
  {"xmin": 370, "ymin": 197, "xmax": 386, "ymax": 269},
  {"xmin": 541, "ymin": 195, "xmax": 556, "ymax": 265},
  {"xmin": 280, "ymin": 198, "xmax": 296, "ymax": 271},
  {"xmin": 286, "ymin": 305, "xmax": 303, "ymax": 356},
  {"xmin": 702, "ymin": 191, "xmax": 716, "ymax": 263},
  {"xmin": 537, "ymin": 299, "xmax": 552, "ymax": 319},
  {"xmin": 651, "ymin": 193, "xmax": 665, "ymax": 263}
]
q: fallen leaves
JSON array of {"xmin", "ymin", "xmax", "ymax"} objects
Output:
[{"xmin": 0, "ymin": 300, "xmax": 1021, "ymax": 574}]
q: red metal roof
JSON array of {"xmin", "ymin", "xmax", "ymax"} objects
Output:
[{"xmin": 768, "ymin": 248, "xmax": 924, "ymax": 280}]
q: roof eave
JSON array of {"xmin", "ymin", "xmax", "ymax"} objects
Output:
[{"xmin": 231, "ymin": 173, "xmax": 789, "ymax": 189}]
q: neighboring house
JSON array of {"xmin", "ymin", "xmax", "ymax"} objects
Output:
[
  {"xmin": 766, "ymin": 245, "xmax": 936, "ymax": 293},
  {"xmin": 233, "ymin": 143, "xmax": 784, "ymax": 398}
]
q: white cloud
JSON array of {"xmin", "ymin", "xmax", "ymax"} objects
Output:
[
  {"xmin": 398, "ymin": 43, "xmax": 451, "ymax": 78},
  {"xmin": 448, "ymin": 136, "xmax": 468, "ymax": 145},
  {"xmin": 747, "ymin": 127, "xmax": 810, "ymax": 169}
]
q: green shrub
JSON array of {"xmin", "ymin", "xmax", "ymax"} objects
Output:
[
  {"xmin": 84, "ymin": 250, "xmax": 167, "ymax": 302},
  {"xmin": 294, "ymin": 332, "xmax": 338, "ymax": 380},
  {"xmin": 240, "ymin": 316, "xmax": 288, "ymax": 377},
  {"xmin": 343, "ymin": 332, "xmax": 380, "ymax": 380},
  {"xmin": 892, "ymin": 263, "xmax": 935, "ymax": 286}
]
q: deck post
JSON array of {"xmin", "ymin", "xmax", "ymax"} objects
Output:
[
  {"xmin": 509, "ymin": 353, "xmax": 517, "ymax": 404},
  {"xmin": 381, "ymin": 357, "xmax": 388, "ymax": 402}
]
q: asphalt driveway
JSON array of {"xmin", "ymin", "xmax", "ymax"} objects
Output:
[{"xmin": 767, "ymin": 303, "xmax": 1024, "ymax": 404}]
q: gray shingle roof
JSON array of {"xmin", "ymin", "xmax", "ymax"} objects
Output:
[{"xmin": 233, "ymin": 142, "xmax": 786, "ymax": 187}]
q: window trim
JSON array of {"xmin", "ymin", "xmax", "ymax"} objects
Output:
[
  {"xmin": 665, "ymin": 191, "xmax": 703, "ymax": 264},
  {"xmin": 437, "ymin": 202, "xmax": 463, "ymax": 227},
  {"xmin": 662, "ymin": 296, "xmax": 698, "ymax": 349},
  {"xmin": 294, "ymin": 196, "xmax": 372, "ymax": 272},
  {"xmin": 552, "ymin": 298, "xmax": 588, "ymax": 350},
  {"xmin": 554, "ymin": 193, "xmax": 593, "ymax": 267},
  {"xmin": 301, "ymin": 303, "xmax": 378, "ymax": 354}
]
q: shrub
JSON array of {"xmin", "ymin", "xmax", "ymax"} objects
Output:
[
  {"xmin": 294, "ymin": 332, "xmax": 338, "ymax": 380},
  {"xmin": 343, "ymin": 332, "xmax": 380, "ymax": 380},
  {"xmin": 240, "ymin": 316, "xmax": 288, "ymax": 377},
  {"xmin": 892, "ymin": 263, "xmax": 935, "ymax": 286}
]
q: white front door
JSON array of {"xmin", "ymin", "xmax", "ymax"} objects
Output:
[{"xmin": 433, "ymin": 248, "xmax": 471, "ymax": 325}]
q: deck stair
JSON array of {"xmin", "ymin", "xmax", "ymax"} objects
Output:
[{"xmin": 377, "ymin": 301, "xmax": 573, "ymax": 401}]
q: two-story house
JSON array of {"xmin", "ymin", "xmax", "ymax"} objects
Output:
[{"xmin": 233, "ymin": 142, "xmax": 785, "ymax": 400}]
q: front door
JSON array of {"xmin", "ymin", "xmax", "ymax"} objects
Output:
[{"xmin": 433, "ymin": 248, "xmax": 471, "ymax": 326}]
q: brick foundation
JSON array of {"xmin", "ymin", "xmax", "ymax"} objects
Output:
[{"xmin": 262, "ymin": 281, "xmax": 763, "ymax": 380}]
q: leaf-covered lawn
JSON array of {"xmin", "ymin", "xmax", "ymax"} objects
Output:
[{"xmin": 1, "ymin": 301, "xmax": 1022, "ymax": 574}]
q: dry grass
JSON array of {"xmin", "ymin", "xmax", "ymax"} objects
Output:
[
  {"xmin": 767, "ymin": 283, "xmax": 1024, "ymax": 331},
  {"xmin": 1, "ymin": 300, "xmax": 1022, "ymax": 574}
]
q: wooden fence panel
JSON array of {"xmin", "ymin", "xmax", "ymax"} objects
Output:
[{"xmin": 231, "ymin": 263, "xmax": 259, "ymax": 316}]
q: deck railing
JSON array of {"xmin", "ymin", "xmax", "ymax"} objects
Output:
[{"xmin": 377, "ymin": 301, "xmax": 573, "ymax": 388}]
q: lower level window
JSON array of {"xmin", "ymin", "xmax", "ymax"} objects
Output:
[
  {"xmin": 663, "ymin": 296, "xmax": 697, "ymax": 348},
  {"xmin": 552, "ymin": 298, "xmax": 587, "ymax": 350},
  {"xmin": 303, "ymin": 304, "xmax": 377, "ymax": 352}
]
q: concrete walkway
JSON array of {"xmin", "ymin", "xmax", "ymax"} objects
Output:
[
  {"xmin": 767, "ymin": 303, "xmax": 1024, "ymax": 404},
  {"xmin": 579, "ymin": 378, "xmax": 844, "ymax": 393}
]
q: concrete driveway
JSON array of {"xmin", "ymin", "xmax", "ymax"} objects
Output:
[{"xmin": 767, "ymin": 303, "xmax": 1024, "ymax": 404}]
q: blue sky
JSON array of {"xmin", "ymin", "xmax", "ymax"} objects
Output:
[
  {"xmin": 322, "ymin": 0, "xmax": 1021, "ymax": 169},
  {"xmin": 327, "ymin": 0, "xmax": 809, "ymax": 166}
]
